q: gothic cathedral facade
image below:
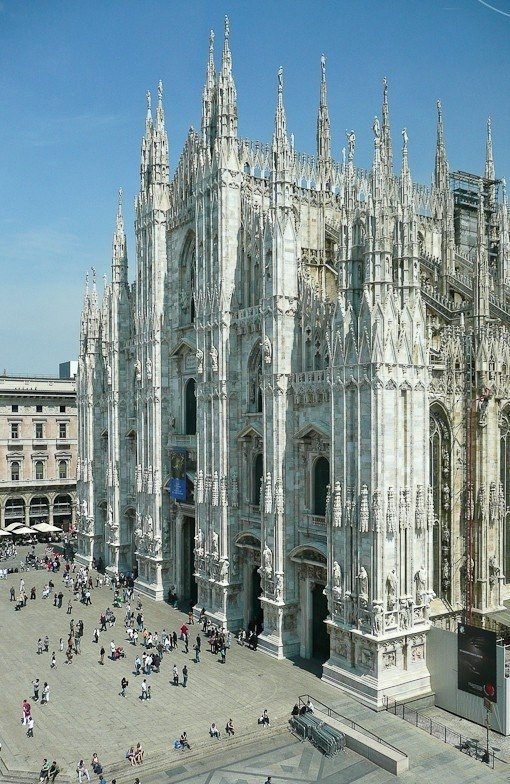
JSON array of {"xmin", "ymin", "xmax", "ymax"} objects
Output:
[{"xmin": 77, "ymin": 20, "xmax": 510, "ymax": 707}]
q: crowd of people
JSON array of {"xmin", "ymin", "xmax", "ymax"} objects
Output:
[{"xmin": 7, "ymin": 545, "xmax": 276, "ymax": 784}]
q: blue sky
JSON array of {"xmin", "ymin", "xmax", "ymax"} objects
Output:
[{"xmin": 0, "ymin": 0, "xmax": 509, "ymax": 374}]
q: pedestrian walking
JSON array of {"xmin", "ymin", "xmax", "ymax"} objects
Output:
[
  {"xmin": 194, "ymin": 643, "xmax": 200, "ymax": 663},
  {"xmin": 99, "ymin": 646, "xmax": 105, "ymax": 665},
  {"xmin": 32, "ymin": 678, "xmax": 40, "ymax": 702},
  {"xmin": 147, "ymin": 683, "xmax": 151, "ymax": 700},
  {"xmin": 37, "ymin": 638, "xmax": 43, "ymax": 655},
  {"xmin": 134, "ymin": 655, "xmax": 141, "ymax": 675},
  {"xmin": 22, "ymin": 699, "xmax": 31, "ymax": 725},
  {"xmin": 140, "ymin": 679, "xmax": 147, "ymax": 700},
  {"xmin": 67, "ymin": 600, "xmax": 72, "ymax": 614},
  {"xmin": 184, "ymin": 633, "xmax": 189, "ymax": 654},
  {"xmin": 120, "ymin": 677, "xmax": 128, "ymax": 697},
  {"xmin": 226, "ymin": 718, "xmax": 234, "ymax": 736},
  {"xmin": 10, "ymin": 586, "xmax": 15, "ymax": 602},
  {"xmin": 182, "ymin": 664, "xmax": 188, "ymax": 688},
  {"xmin": 93, "ymin": 628, "xmax": 99, "ymax": 644},
  {"xmin": 172, "ymin": 664, "xmax": 179, "ymax": 686},
  {"xmin": 26, "ymin": 716, "xmax": 34, "ymax": 738},
  {"xmin": 43, "ymin": 635, "xmax": 49, "ymax": 652},
  {"xmin": 41, "ymin": 682, "xmax": 50, "ymax": 705},
  {"xmin": 59, "ymin": 638, "xmax": 64, "ymax": 652},
  {"xmin": 50, "ymin": 652, "xmax": 56, "ymax": 669}
]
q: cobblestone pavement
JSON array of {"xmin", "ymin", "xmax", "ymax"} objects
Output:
[{"xmin": 1, "ymin": 544, "xmax": 510, "ymax": 784}]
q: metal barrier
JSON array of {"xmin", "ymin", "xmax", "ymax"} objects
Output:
[
  {"xmin": 384, "ymin": 696, "xmax": 495, "ymax": 769},
  {"xmin": 290, "ymin": 713, "xmax": 345, "ymax": 757},
  {"xmin": 298, "ymin": 694, "xmax": 407, "ymax": 760}
]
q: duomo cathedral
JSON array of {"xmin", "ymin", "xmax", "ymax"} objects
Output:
[{"xmin": 77, "ymin": 19, "xmax": 510, "ymax": 707}]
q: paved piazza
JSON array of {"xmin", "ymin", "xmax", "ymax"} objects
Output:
[{"xmin": 1, "ymin": 545, "xmax": 510, "ymax": 784}]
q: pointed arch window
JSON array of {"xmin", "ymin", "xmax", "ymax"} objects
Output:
[
  {"xmin": 253, "ymin": 453, "xmax": 264, "ymax": 507},
  {"xmin": 179, "ymin": 232, "xmax": 196, "ymax": 326},
  {"xmin": 429, "ymin": 407, "xmax": 451, "ymax": 602},
  {"xmin": 248, "ymin": 345, "xmax": 263, "ymax": 413},
  {"xmin": 313, "ymin": 456, "xmax": 330, "ymax": 516},
  {"xmin": 184, "ymin": 378, "xmax": 197, "ymax": 436}
]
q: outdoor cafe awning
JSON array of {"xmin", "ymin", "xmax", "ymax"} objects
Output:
[{"xmin": 32, "ymin": 522, "xmax": 63, "ymax": 533}]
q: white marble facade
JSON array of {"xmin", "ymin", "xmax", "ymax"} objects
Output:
[{"xmin": 77, "ymin": 20, "xmax": 510, "ymax": 707}]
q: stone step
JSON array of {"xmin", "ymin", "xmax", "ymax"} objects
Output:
[{"xmin": 103, "ymin": 720, "xmax": 290, "ymax": 783}]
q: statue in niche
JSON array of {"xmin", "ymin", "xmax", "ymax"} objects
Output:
[
  {"xmin": 135, "ymin": 359, "xmax": 142, "ymax": 381},
  {"xmin": 219, "ymin": 559, "xmax": 229, "ymax": 582},
  {"xmin": 196, "ymin": 349, "xmax": 204, "ymax": 374},
  {"xmin": 386, "ymin": 568, "xmax": 397, "ymax": 610},
  {"xmin": 372, "ymin": 604, "xmax": 383, "ymax": 635},
  {"xmin": 80, "ymin": 499, "xmax": 88, "ymax": 518},
  {"xmin": 146, "ymin": 358, "xmax": 152, "ymax": 380},
  {"xmin": 211, "ymin": 530, "xmax": 219, "ymax": 560},
  {"xmin": 489, "ymin": 556, "xmax": 500, "ymax": 587},
  {"xmin": 399, "ymin": 598, "xmax": 412, "ymax": 630},
  {"xmin": 107, "ymin": 503, "xmax": 113, "ymax": 527},
  {"xmin": 134, "ymin": 512, "xmax": 143, "ymax": 542},
  {"xmin": 106, "ymin": 364, "xmax": 112, "ymax": 385},
  {"xmin": 194, "ymin": 528, "xmax": 204, "ymax": 555},
  {"xmin": 146, "ymin": 515, "xmax": 153, "ymax": 538},
  {"xmin": 262, "ymin": 335, "xmax": 272, "ymax": 365},
  {"xmin": 332, "ymin": 561, "xmax": 342, "ymax": 600},
  {"xmin": 210, "ymin": 345, "xmax": 218, "ymax": 372},
  {"xmin": 356, "ymin": 566, "xmax": 368, "ymax": 598},
  {"xmin": 274, "ymin": 574, "xmax": 283, "ymax": 601},
  {"xmin": 414, "ymin": 566, "xmax": 427, "ymax": 602},
  {"xmin": 261, "ymin": 542, "xmax": 273, "ymax": 576}
]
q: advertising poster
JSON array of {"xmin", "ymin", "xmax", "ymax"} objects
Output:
[{"xmin": 458, "ymin": 623, "xmax": 497, "ymax": 703}]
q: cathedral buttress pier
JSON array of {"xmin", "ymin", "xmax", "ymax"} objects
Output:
[{"xmin": 322, "ymin": 123, "xmax": 433, "ymax": 708}]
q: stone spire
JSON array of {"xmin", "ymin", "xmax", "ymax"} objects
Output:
[
  {"xmin": 316, "ymin": 54, "xmax": 331, "ymax": 160},
  {"xmin": 381, "ymin": 77, "xmax": 393, "ymax": 175},
  {"xmin": 485, "ymin": 117, "xmax": 496, "ymax": 209},
  {"xmin": 272, "ymin": 66, "xmax": 292, "ymax": 171},
  {"xmin": 500, "ymin": 180, "xmax": 510, "ymax": 283},
  {"xmin": 474, "ymin": 184, "xmax": 490, "ymax": 323},
  {"xmin": 485, "ymin": 117, "xmax": 495, "ymax": 182},
  {"xmin": 217, "ymin": 16, "xmax": 237, "ymax": 141},
  {"xmin": 364, "ymin": 116, "xmax": 392, "ymax": 289},
  {"xmin": 140, "ymin": 82, "xmax": 169, "ymax": 190},
  {"xmin": 112, "ymin": 188, "xmax": 128, "ymax": 286},
  {"xmin": 201, "ymin": 29, "xmax": 217, "ymax": 152},
  {"xmin": 434, "ymin": 100, "xmax": 449, "ymax": 191}
]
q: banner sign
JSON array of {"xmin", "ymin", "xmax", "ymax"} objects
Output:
[
  {"xmin": 458, "ymin": 623, "xmax": 497, "ymax": 703},
  {"xmin": 168, "ymin": 449, "xmax": 187, "ymax": 501}
]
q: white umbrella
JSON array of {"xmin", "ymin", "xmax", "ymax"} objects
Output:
[
  {"xmin": 0, "ymin": 529, "xmax": 12, "ymax": 536},
  {"xmin": 35, "ymin": 522, "xmax": 63, "ymax": 533},
  {"xmin": 4, "ymin": 522, "xmax": 23, "ymax": 532},
  {"xmin": 11, "ymin": 526, "xmax": 34, "ymax": 535}
]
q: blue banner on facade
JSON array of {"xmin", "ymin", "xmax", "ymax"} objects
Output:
[{"xmin": 168, "ymin": 449, "xmax": 187, "ymax": 501}]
